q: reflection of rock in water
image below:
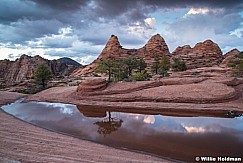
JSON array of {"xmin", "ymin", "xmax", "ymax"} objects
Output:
[
  {"xmin": 94, "ymin": 112, "xmax": 123, "ymax": 137},
  {"xmin": 224, "ymin": 111, "xmax": 242, "ymax": 118},
  {"xmin": 76, "ymin": 105, "xmax": 107, "ymax": 118}
]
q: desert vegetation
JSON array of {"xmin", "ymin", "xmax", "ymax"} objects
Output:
[
  {"xmin": 228, "ymin": 51, "xmax": 243, "ymax": 77},
  {"xmin": 95, "ymin": 57, "xmax": 150, "ymax": 82},
  {"xmin": 96, "ymin": 55, "xmax": 187, "ymax": 82}
]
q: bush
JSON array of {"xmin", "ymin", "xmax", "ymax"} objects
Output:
[
  {"xmin": 129, "ymin": 70, "xmax": 150, "ymax": 81},
  {"xmin": 238, "ymin": 52, "xmax": 243, "ymax": 59},
  {"xmin": 191, "ymin": 72, "xmax": 201, "ymax": 76},
  {"xmin": 228, "ymin": 60, "xmax": 237, "ymax": 67},
  {"xmin": 14, "ymin": 88, "xmax": 44, "ymax": 94},
  {"xmin": 172, "ymin": 59, "xmax": 187, "ymax": 71},
  {"xmin": 93, "ymin": 73, "xmax": 100, "ymax": 77}
]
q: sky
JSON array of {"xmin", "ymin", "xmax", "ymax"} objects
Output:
[{"xmin": 0, "ymin": 0, "xmax": 242, "ymax": 65}]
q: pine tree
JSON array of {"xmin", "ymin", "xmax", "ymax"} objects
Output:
[{"xmin": 34, "ymin": 63, "xmax": 52, "ymax": 88}]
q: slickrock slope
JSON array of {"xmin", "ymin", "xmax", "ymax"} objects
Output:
[
  {"xmin": 27, "ymin": 77, "xmax": 243, "ymax": 113},
  {"xmin": 77, "ymin": 78, "xmax": 108, "ymax": 94},
  {"xmin": 0, "ymin": 92, "xmax": 170, "ymax": 163},
  {"xmin": 172, "ymin": 40, "xmax": 223, "ymax": 69},
  {"xmin": 75, "ymin": 78, "xmax": 237, "ymax": 104},
  {"xmin": 0, "ymin": 91, "xmax": 26, "ymax": 104},
  {"xmin": 71, "ymin": 34, "xmax": 170, "ymax": 76},
  {"xmin": 0, "ymin": 55, "xmax": 81, "ymax": 85}
]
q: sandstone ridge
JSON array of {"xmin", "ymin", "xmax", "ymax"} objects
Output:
[
  {"xmin": 72, "ymin": 34, "xmax": 227, "ymax": 77},
  {"xmin": 71, "ymin": 34, "xmax": 170, "ymax": 76},
  {"xmin": 171, "ymin": 40, "xmax": 223, "ymax": 69}
]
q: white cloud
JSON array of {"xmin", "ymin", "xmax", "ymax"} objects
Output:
[
  {"xmin": 79, "ymin": 55, "xmax": 97, "ymax": 65},
  {"xmin": 127, "ymin": 22, "xmax": 156, "ymax": 39},
  {"xmin": 144, "ymin": 17, "xmax": 156, "ymax": 27},
  {"xmin": 186, "ymin": 8, "xmax": 209, "ymax": 16}
]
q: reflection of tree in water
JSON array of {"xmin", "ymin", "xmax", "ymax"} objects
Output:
[{"xmin": 94, "ymin": 112, "xmax": 123, "ymax": 137}]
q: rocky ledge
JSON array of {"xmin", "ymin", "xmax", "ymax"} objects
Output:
[{"xmin": 26, "ymin": 77, "xmax": 243, "ymax": 116}]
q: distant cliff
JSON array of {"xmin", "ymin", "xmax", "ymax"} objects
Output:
[{"xmin": 0, "ymin": 55, "xmax": 81, "ymax": 85}]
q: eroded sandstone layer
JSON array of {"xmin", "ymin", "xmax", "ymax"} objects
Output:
[
  {"xmin": 72, "ymin": 34, "xmax": 230, "ymax": 77},
  {"xmin": 71, "ymin": 34, "xmax": 170, "ymax": 76},
  {"xmin": 27, "ymin": 77, "xmax": 243, "ymax": 114},
  {"xmin": 221, "ymin": 48, "xmax": 240, "ymax": 66},
  {"xmin": 171, "ymin": 40, "xmax": 223, "ymax": 69}
]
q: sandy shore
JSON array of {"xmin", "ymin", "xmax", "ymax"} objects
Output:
[{"xmin": 0, "ymin": 91, "xmax": 172, "ymax": 163}]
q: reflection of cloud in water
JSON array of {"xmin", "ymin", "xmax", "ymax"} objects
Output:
[
  {"xmin": 143, "ymin": 115, "xmax": 155, "ymax": 124},
  {"xmin": 184, "ymin": 126, "xmax": 206, "ymax": 133},
  {"xmin": 39, "ymin": 102, "xmax": 77, "ymax": 115}
]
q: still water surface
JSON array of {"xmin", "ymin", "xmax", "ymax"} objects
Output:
[{"xmin": 2, "ymin": 99, "xmax": 243, "ymax": 162}]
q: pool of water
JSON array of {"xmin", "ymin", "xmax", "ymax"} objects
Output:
[{"xmin": 1, "ymin": 99, "xmax": 243, "ymax": 162}]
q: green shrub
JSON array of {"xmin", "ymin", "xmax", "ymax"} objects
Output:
[
  {"xmin": 14, "ymin": 88, "xmax": 44, "ymax": 94},
  {"xmin": 129, "ymin": 70, "xmax": 150, "ymax": 81},
  {"xmin": 238, "ymin": 52, "xmax": 243, "ymax": 59},
  {"xmin": 172, "ymin": 59, "xmax": 187, "ymax": 71},
  {"xmin": 191, "ymin": 72, "xmax": 201, "ymax": 76},
  {"xmin": 228, "ymin": 60, "xmax": 237, "ymax": 67}
]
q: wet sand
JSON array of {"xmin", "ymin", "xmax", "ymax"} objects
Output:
[{"xmin": 0, "ymin": 91, "xmax": 171, "ymax": 162}]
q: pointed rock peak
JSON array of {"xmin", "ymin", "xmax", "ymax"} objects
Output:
[
  {"xmin": 20, "ymin": 54, "xmax": 29, "ymax": 58},
  {"xmin": 104, "ymin": 34, "xmax": 121, "ymax": 48},
  {"xmin": 19, "ymin": 54, "xmax": 31, "ymax": 61},
  {"xmin": 226, "ymin": 48, "xmax": 240, "ymax": 54},
  {"xmin": 224, "ymin": 48, "xmax": 240, "ymax": 56},
  {"xmin": 147, "ymin": 34, "xmax": 165, "ymax": 44},
  {"xmin": 181, "ymin": 45, "xmax": 192, "ymax": 49},
  {"xmin": 202, "ymin": 39, "xmax": 216, "ymax": 45},
  {"xmin": 108, "ymin": 35, "xmax": 120, "ymax": 43}
]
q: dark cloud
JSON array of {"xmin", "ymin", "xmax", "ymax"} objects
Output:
[
  {"xmin": 142, "ymin": 0, "xmax": 243, "ymax": 8},
  {"xmin": 30, "ymin": 0, "xmax": 90, "ymax": 11},
  {"xmin": 0, "ymin": 0, "xmax": 242, "ymax": 62}
]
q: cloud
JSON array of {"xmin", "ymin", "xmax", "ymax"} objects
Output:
[
  {"xmin": 185, "ymin": 8, "xmax": 209, "ymax": 16},
  {"xmin": 0, "ymin": 0, "xmax": 242, "ymax": 63},
  {"xmin": 162, "ymin": 10, "xmax": 243, "ymax": 52}
]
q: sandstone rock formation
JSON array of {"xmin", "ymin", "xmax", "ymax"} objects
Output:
[
  {"xmin": 171, "ymin": 40, "xmax": 223, "ymax": 69},
  {"xmin": 71, "ymin": 34, "xmax": 170, "ymax": 76},
  {"xmin": 0, "ymin": 55, "xmax": 81, "ymax": 85},
  {"xmin": 76, "ymin": 78, "xmax": 107, "ymax": 94},
  {"xmin": 72, "ymin": 35, "xmax": 228, "ymax": 77},
  {"xmin": 221, "ymin": 48, "xmax": 240, "ymax": 66}
]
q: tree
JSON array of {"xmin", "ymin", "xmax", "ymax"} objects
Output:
[
  {"xmin": 172, "ymin": 58, "xmax": 187, "ymax": 71},
  {"xmin": 159, "ymin": 55, "xmax": 170, "ymax": 77},
  {"xmin": 95, "ymin": 59, "xmax": 116, "ymax": 82},
  {"xmin": 112, "ymin": 63, "xmax": 128, "ymax": 82},
  {"xmin": 34, "ymin": 63, "xmax": 52, "ymax": 88},
  {"xmin": 152, "ymin": 55, "xmax": 160, "ymax": 74},
  {"xmin": 137, "ymin": 58, "xmax": 147, "ymax": 73},
  {"xmin": 123, "ymin": 57, "xmax": 139, "ymax": 76},
  {"xmin": 94, "ymin": 111, "xmax": 123, "ymax": 137}
]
